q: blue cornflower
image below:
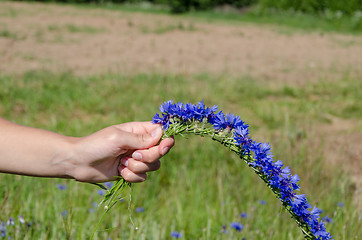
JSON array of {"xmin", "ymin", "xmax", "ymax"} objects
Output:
[
  {"xmin": 234, "ymin": 126, "xmax": 252, "ymax": 152},
  {"xmin": 225, "ymin": 113, "xmax": 245, "ymax": 130},
  {"xmin": 159, "ymin": 100, "xmax": 175, "ymax": 114},
  {"xmin": 240, "ymin": 212, "xmax": 248, "ymax": 218},
  {"xmin": 6, "ymin": 218, "xmax": 14, "ymax": 226},
  {"xmin": 309, "ymin": 220, "xmax": 332, "ymax": 240},
  {"xmin": 173, "ymin": 102, "xmax": 187, "ymax": 120},
  {"xmin": 230, "ymin": 222, "xmax": 244, "ymax": 232},
  {"xmin": 18, "ymin": 215, "xmax": 25, "ymax": 224},
  {"xmin": 291, "ymin": 196, "xmax": 312, "ymax": 224},
  {"xmin": 259, "ymin": 200, "xmax": 267, "ymax": 205},
  {"xmin": 310, "ymin": 207, "xmax": 323, "ymax": 219},
  {"xmin": 171, "ymin": 231, "xmax": 183, "ymax": 238},
  {"xmin": 321, "ymin": 215, "xmax": 332, "ymax": 223},
  {"xmin": 290, "ymin": 174, "xmax": 300, "ymax": 190},
  {"xmin": 337, "ymin": 202, "xmax": 344, "ymax": 207},
  {"xmin": 61, "ymin": 210, "xmax": 68, "ymax": 217},
  {"xmin": 135, "ymin": 207, "xmax": 144, "ymax": 213},
  {"xmin": 291, "ymin": 194, "xmax": 307, "ymax": 207},
  {"xmin": 57, "ymin": 184, "xmax": 67, "ymax": 190},
  {"xmin": 280, "ymin": 187, "xmax": 297, "ymax": 204},
  {"xmin": 192, "ymin": 100, "xmax": 218, "ymax": 122},
  {"xmin": 97, "ymin": 190, "xmax": 105, "ymax": 196},
  {"xmin": 152, "ymin": 112, "xmax": 171, "ymax": 130},
  {"xmin": 211, "ymin": 111, "xmax": 227, "ymax": 130},
  {"xmin": 219, "ymin": 225, "xmax": 228, "ymax": 234},
  {"xmin": 0, "ymin": 222, "xmax": 6, "ymax": 237},
  {"xmin": 104, "ymin": 182, "xmax": 114, "ymax": 189}
]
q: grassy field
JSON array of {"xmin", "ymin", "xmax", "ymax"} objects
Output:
[
  {"xmin": 77, "ymin": 2, "xmax": 362, "ymax": 34},
  {"xmin": 0, "ymin": 71, "xmax": 361, "ymax": 239},
  {"xmin": 0, "ymin": 1, "xmax": 361, "ymax": 239}
]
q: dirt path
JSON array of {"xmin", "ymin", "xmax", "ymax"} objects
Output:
[{"xmin": 0, "ymin": 1, "xmax": 361, "ymax": 85}]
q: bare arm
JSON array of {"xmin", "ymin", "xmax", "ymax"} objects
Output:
[{"xmin": 0, "ymin": 118, "xmax": 174, "ymax": 183}]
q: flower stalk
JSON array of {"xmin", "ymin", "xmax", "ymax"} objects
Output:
[{"xmin": 98, "ymin": 100, "xmax": 332, "ymax": 240}]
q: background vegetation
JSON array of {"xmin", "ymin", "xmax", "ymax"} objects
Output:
[
  {"xmin": 14, "ymin": 0, "xmax": 362, "ymax": 14},
  {"xmin": 0, "ymin": 71, "xmax": 361, "ymax": 239},
  {"xmin": 0, "ymin": 1, "xmax": 361, "ymax": 239},
  {"xmin": 12, "ymin": 0, "xmax": 362, "ymax": 32}
]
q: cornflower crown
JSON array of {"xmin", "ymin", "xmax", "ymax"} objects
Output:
[{"xmin": 98, "ymin": 100, "xmax": 332, "ymax": 240}]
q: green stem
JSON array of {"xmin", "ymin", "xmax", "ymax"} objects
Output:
[{"xmin": 98, "ymin": 121, "xmax": 315, "ymax": 239}]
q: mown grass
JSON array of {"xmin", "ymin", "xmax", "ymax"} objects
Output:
[
  {"xmin": 0, "ymin": 23, "xmax": 18, "ymax": 39},
  {"xmin": 0, "ymin": 71, "xmax": 361, "ymax": 239}
]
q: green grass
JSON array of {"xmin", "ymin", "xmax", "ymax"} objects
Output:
[
  {"xmin": 1, "ymin": 0, "xmax": 361, "ymax": 34},
  {"xmin": 71, "ymin": 2, "xmax": 362, "ymax": 34},
  {"xmin": 0, "ymin": 23, "xmax": 18, "ymax": 39},
  {"xmin": 64, "ymin": 24, "xmax": 105, "ymax": 34},
  {"xmin": 0, "ymin": 71, "xmax": 361, "ymax": 239},
  {"xmin": 139, "ymin": 21, "xmax": 197, "ymax": 34},
  {"xmin": 185, "ymin": 8, "xmax": 362, "ymax": 34}
]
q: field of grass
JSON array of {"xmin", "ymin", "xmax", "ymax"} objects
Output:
[
  {"xmin": 80, "ymin": 3, "xmax": 362, "ymax": 34},
  {"xmin": 0, "ymin": 70, "xmax": 361, "ymax": 239}
]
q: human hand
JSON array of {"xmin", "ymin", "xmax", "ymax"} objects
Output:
[{"xmin": 67, "ymin": 122, "xmax": 174, "ymax": 183}]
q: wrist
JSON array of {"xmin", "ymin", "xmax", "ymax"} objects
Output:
[{"xmin": 50, "ymin": 136, "xmax": 80, "ymax": 180}]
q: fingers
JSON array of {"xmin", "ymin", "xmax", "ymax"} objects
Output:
[
  {"xmin": 121, "ymin": 157, "xmax": 161, "ymax": 174},
  {"xmin": 158, "ymin": 137, "xmax": 175, "ymax": 156},
  {"xmin": 116, "ymin": 121, "xmax": 156, "ymax": 135},
  {"xmin": 130, "ymin": 137, "xmax": 175, "ymax": 162},
  {"xmin": 117, "ymin": 125, "xmax": 163, "ymax": 150},
  {"xmin": 118, "ymin": 136, "xmax": 174, "ymax": 183},
  {"xmin": 119, "ymin": 166, "xmax": 147, "ymax": 183}
]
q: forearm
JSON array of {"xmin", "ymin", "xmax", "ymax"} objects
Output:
[{"xmin": 0, "ymin": 118, "xmax": 75, "ymax": 178}]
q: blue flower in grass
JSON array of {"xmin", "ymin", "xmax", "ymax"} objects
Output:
[
  {"xmin": 219, "ymin": 225, "xmax": 228, "ymax": 234},
  {"xmin": 6, "ymin": 218, "xmax": 14, "ymax": 226},
  {"xmin": 240, "ymin": 212, "xmax": 248, "ymax": 218},
  {"xmin": 135, "ymin": 207, "xmax": 144, "ymax": 213},
  {"xmin": 230, "ymin": 222, "xmax": 244, "ymax": 232},
  {"xmin": 57, "ymin": 184, "xmax": 67, "ymax": 190},
  {"xmin": 0, "ymin": 222, "xmax": 6, "ymax": 237},
  {"xmin": 337, "ymin": 202, "xmax": 344, "ymax": 208},
  {"xmin": 104, "ymin": 182, "xmax": 114, "ymax": 189},
  {"xmin": 171, "ymin": 231, "xmax": 183, "ymax": 238},
  {"xmin": 259, "ymin": 200, "xmax": 267, "ymax": 205},
  {"xmin": 18, "ymin": 215, "xmax": 25, "ymax": 224},
  {"xmin": 61, "ymin": 210, "xmax": 68, "ymax": 217},
  {"xmin": 97, "ymin": 190, "xmax": 105, "ymax": 196}
]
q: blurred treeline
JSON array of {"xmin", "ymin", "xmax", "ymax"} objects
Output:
[{"xmin": 16, "ymin": 0, "xmax": 362, "ymax": 14}]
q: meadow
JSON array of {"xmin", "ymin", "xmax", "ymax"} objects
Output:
[{"xmin": 0, "ymin": 1, "xmax": 361, "ymax": 239}]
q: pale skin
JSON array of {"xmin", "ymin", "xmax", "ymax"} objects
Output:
[{"xmin": 0, "ymin": 118, "xmax": 175, "ymax": 183}]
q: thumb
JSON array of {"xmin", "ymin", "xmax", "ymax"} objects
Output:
[{"xmin": 120, "ymin": 125, "xmax": 163, "ymax": 150}]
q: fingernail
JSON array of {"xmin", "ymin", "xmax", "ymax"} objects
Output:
[
  {"xmin": 119, "ymin": 165, "xmax": 125, "ymax": 175},
  {"xmin": 121, "ymin": 158, "xmax": 128, "ymax": 167},
  {"xmin": 132, "ymin": 152, "xmax": 142, "ymax": 161},
  {"xmin": 161, "ymin": 147, "xmax": 169, "ymax": 155},
  {"xmin": 151, "ymin": 126, "xmax": 162, "ymax": 138}
]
